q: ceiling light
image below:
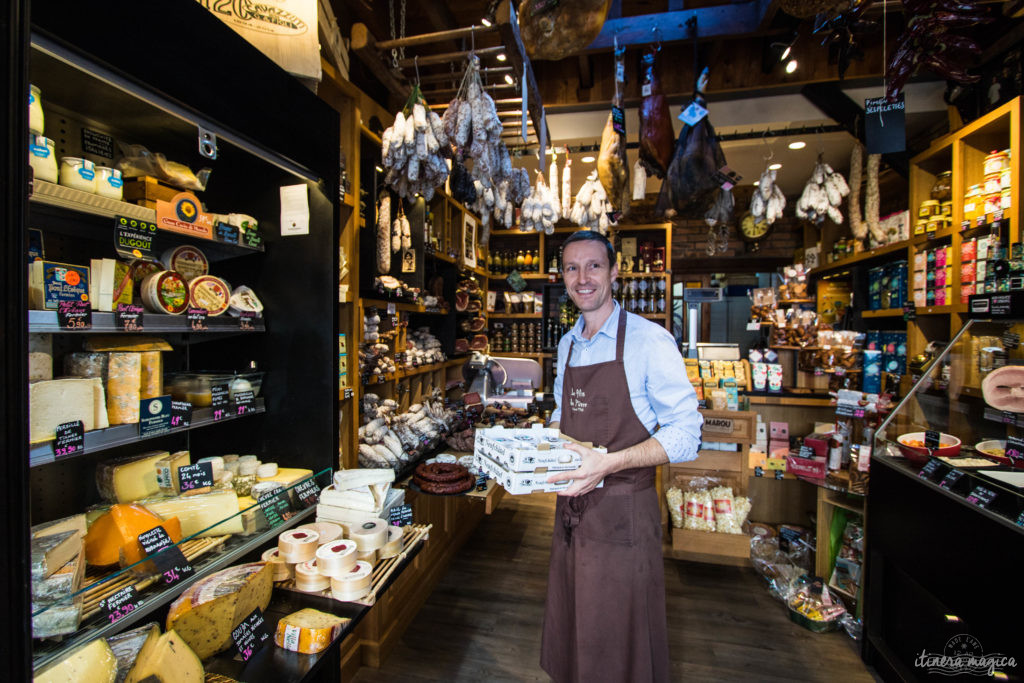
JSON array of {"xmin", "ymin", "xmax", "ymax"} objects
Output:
[
  {"xmin": 496, "ymin": 53, "xmax": 507, "ymax": 62},
  {"xmin": 769, "ymin": 163, "xmax": 782, "ymax": 170},
  {"xmin": 753, "ymin": 181, "xmax": 760, "ymax": 187},
  {"xmin": 504, "ymin": 74, "xmax": 515, "ymax": 86},
  {"xmin": 785, "ymin": 59, "xmax": 798, "ymax": 74},
  {"xmin": 374, "ymin": 165, "xmax": 383, "ymax": 172},
  {"xmin": 581, "ymin": 155, "xmax": 596, "ymax": 163},
  {"xmin": 480, "ymin": 17, "xmax": 492, "ymax": 27},
  {"xmin": 780, "ymin": 46, "xmax": 792, "ymax": 61},
  {"xmin": 788, "ymin": 141, "xmax": 806, "ymax": 150}
]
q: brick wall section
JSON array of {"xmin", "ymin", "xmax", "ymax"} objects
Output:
[{"xmin": 670, "ymin": 215, "xmax": 804, "ymax": 262}]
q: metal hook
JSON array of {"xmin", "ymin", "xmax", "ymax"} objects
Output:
[
  {"xmin": 470, "ymin": 25, "xmax": 476, "ymax": 55},
  {"xmin": 652, "ymin": 26, "xmax": 663, "ymax": 51},
  {"xmin": 762, "ymin": 130, "xmax": 775, "ymax": 161},
  {"xmin": 414, "ymin": 55, "xmax": 420, "ymax": 86}
]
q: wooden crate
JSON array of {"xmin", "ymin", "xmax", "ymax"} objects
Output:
[
  {"xmin": 698, "ymin": 409, "xmax": 757, "ymax": 443},
  {"xmin": 670, "ymin": 528, "xmax": 751, "ymax": 566},
  {"xmin": 122, "ymin": 175, "xmax": 180, "ymax": 204},
  {"xmin": 796, "ymin": 369, "xmax": 830, "ymax": 391}
]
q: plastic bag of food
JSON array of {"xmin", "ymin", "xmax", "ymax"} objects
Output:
[
  {"xmin": 116, "ymin": 143, "xmax": 211, "ymax": 192},
  {"xmin": 750, "ymin": 534, "xmax": 804, "ymax": 602},
  {"xmin": 666, "ymin": 487, "xmax": 684, "ymax": 528},
  {"xmin": 787, "ymin": 576, "xmax": 847, "ymax": 632},
  {"xmin": 710, "ymin": 485, "xmax": 752, "ymax": 534}
]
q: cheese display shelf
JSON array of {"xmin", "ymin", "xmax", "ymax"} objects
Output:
[
  {"xmin": 28, "ymin": 309, "xmax": 267, "ymax": 334},
  {"xmin": 31, "ymin": 468, "xmax": 330, "ymax": 671},
  {"xmin": 9, "ymin": 4, "xmax": 341, "ymax": 680},
  {"xmin": 29, "ymin": 399, "xmax": 266, "ymax": 467},
  {"xmin": 865, "ymin": 315, "xmax": 1024, "ymax": 678}
]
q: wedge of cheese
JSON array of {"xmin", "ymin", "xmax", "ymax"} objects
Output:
[
  {"xmin": 333, "ymin": 468, "xmax": 395, "ymax": 490},
  {"xmin": 29, "ymin": 333, "xmax": 53, "ymax": 381},
  {"xmin": 32, "ymin": 552, "xmax": 85, "ymax": 605},
  {"xmin": 107, "ymin": 352, "xmax": 141, "ymax": 425},
  {"xmin": 96, "ymin": 451, "xmax": 170, "ymax": 503},
  {"xmin": 84, "ymin": 504, "xmax": 182, "ymax": 568},
  {"xmin": 155, "ymin": 451, "xmax": 192, "ymax": 495},
  {"xmin": 31, "ymin": 530, "xmax": 81, "ymax": 581},
  {"xmin": 89, "ymin": 377, "xmax": 110, "ymax": 430},
  {"xmin": 274, "ymin": 608, "xmax": 348, "ymax": 654},
  {"xmin": 140, "ymin": 351, "xmax": 163, "ymax": 400},
  {"xmin": 33, "ymin": 637, "xmax": 117, "ymax": 683},
  {"xmin": 106, "ymin": 622, "xmax": 159, "ymax": 682},
  {"xmin": 32, "ymin": 513, "xmax": 87, "ymax": 540},
  {"xmin": 125, "ymin": 629, "xmax": 203, "ymax": 683},
  {"xmin": 84, "ymin": 336, "xmax": 173, "ymax": 352},
  {"xmin": 139, "ymin": 490, "xmax": 244, "ymax": 538},
  {"xmin": 166, "ymin": 562, "xmax": 272, "ymax": 660},
  {"xmin": 319, "ymin": 485, "xmax": 379, "ymax": 512},
  {"xmin": 29, "ymin": 378, "xmax": 100, "ymax": 442}
]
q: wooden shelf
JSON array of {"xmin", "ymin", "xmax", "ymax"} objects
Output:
[
  {"xmin": 490, "ymin": 312, "xmax": 542, "ymax": 318},
  {"xmin": 822, "ymin": 490, "xmax": 866, "ymax": 513},
  {"xmin": 915, "ymin": 304, "xmax": 967, "ymax": 315},
  {"xmin": 810, "ymin": 239, "xmax": 911, "ymax": 275},
  {"xmin": 343, "ymin": 193, "xmax": 356, "ymax": 208},
  {"xmin": 361, "ymin": 372, "xmax": 395, "ymax": 386},
  {"xmin": 426, "ymin": 250, "xmax": 459, "ymax": 266},
  {"xmin": 396, "ymin": 361, "xmax": 453, "ymax": 379},
  {"xmin": 492, "ymin": 352, "xmax": 550, "ymax": 359},
  {"xmin": 778, "ymin": 299, "xmax": 815, "ymax": 304},
  {"xmin": 360, "ymin": 298, "xmax": 448, "ymax": 315},
  {"xmin": 488, "ymin": 272, "xmax": 550, "ymax": 280},
  {"xmin": 911, "ymin": 225, "xmax": 955, "ymax": 244},
  {"xmin": 745, "ymin": 395, "xmax": 833, "ymax": 407},
  {"xmin": 862, "ymin": 308, "xmax": 906, "ymax": 318},
  {"xmin": 490, "ymin": 228, "xmax": 541, "ymax": 237},
  {"xmin": 359, "ymin": 124, "xmax": 382, "ymax": 146},
  {"xmin": 639, "ymin": 313, "xmax": 669, "ymax": 321}
]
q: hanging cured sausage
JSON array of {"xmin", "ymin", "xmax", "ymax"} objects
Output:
[{"xmin": 638, "ymin": 45, "xmax": 674, "ymax": 178}]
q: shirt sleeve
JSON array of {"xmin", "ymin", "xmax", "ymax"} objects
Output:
[
  {"xmin": 644, "ymin": 329, "xmax": 702, "ymax": 464},
  {"xmin": 549, "ymin": 334, "xmax": 571, "ymax": 424}
]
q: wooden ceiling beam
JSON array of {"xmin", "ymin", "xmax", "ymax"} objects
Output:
[
  {"xmin": 494, "ymin": 0, "xmax": 551, "ymax": 154},
  {"xmin": 350, "ymin": 23, "xmax": 411, "ymax": 100},
  {"xmin": 585, "ymin": 2, "xmax": 774, "ymax": 51}
]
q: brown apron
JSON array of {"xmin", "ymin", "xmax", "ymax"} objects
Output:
[{"xmin": 540, "ymin": 309, "xmax": 670, "ymax": 683}]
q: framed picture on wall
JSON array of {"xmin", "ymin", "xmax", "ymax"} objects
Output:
[{"xmin": 462, "ymin": 214, "xmax": 477, "ymax": 269}]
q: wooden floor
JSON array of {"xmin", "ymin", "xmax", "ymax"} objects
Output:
[{"xmin": 353, "ymin": 494, "xmax": 877, "ymax": 682}]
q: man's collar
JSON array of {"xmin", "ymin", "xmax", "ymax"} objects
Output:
[{"xmin": 570, "ymin": 301, "xmax": 620, "ymax": 342}]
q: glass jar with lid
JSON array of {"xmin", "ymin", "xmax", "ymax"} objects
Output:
[{"xmin": 929, "ymin": 171, "xmax": 952, "ymax": 201}]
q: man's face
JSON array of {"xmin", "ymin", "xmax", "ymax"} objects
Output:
[{"xmin": 562, "ymin": 240, "xmax": 617, "ymax": 314}]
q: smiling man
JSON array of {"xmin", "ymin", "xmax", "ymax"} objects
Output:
[{"xmin": 540, "ymin": 230, "xmax": 702, "ymax": 683}]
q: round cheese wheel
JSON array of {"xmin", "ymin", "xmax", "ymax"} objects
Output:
[
  {"xmin": 161, "ymin": 245, "xmax": 209, "ymax": 282},
  {"xmin": 982, "ymin": 365, "xmax": 1024, "ymax": 412},
  {"xmin": 228, "ymin": 285, "xmax": 264, "ymax": 317},
  {"xmin": 140, "ymin": 270, "xmax": 189, "ymax": 315},
  {"xmin": 188, "ymin": 275, "xmax": 231, "ymax": 316}
]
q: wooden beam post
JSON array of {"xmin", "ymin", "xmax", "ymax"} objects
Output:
[
  {"xmin": 494, "ymin": 0, "xmax": 551, "ymax": 149},
  {"xmin": 351, "ymin": 23, "xmax": 411, "ymax": 100}
]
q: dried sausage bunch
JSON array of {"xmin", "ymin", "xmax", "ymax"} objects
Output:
[
  {"xmin": 381, "ymin": 86, "xmax": 450, "ymax": 201},
  {"xmin": 520, "ymin": 173, "xmax": 561, "ymax": 233},
  {"xmin": 358, "ymin": 390, "xmax": 457, "ymax": 471},
  {"xmin": 796, "ymin": 156, "xmax": 849, "ymax": 225},
  {"xmin": 751, "ymin": 167, "xmax": 786, "ymax": 226},
  {"xmin": 570, "ymin": 171, "xmax": 613, "ymax": 234}
]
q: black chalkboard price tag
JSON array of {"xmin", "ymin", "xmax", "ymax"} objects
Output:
[
  {"xmin": 137, "ymin": 525, "xmax": 193, "ymax": 586},
  {"xmin": 231, "ymin": 607, "xmax": 271, "ymax": 662},
  {"xmin": 233, "ymin": 390, "xmax": 255, "ymax": 416},
  {"xmin": 965, "ymin": 485, "xmax": 998, "ymax": 509},
  {"xmin": 257, "ymin": 489, "xmax": 293, "ymax": 528},
  {"xmin": 187, "ymin": 307, "xmax": 208, "ymax": 332},
  {"xmin": 903, "ymin": 303, "xmax": 916, "ymax": 321},
  {"xmin": 54, "ymin": 420, "xmax": 85, "ymax": 458},
  {"xmin": 754, "ymin": 466, "xmax": 764, "ymax": 477},
  {"xmin": 918, "ymin": 459, "xmax": 942, "ymax": 479},
  {"xmin": 238, "ymin": 311, "xmax": 257, "ymax": 331},
  {"xmin": 58, "ymin": 301, "xmax": 91, "ymax": 330},
  {"xmin": 1017, "ymin": 510, "xmax": 1024, "ymax": 527},
  {"xmin": 215, "ymin": 221, "xmax": 240, "ymax": 244},
  {"xmin": 388, "ymin": 504, "xmax": 413, "ymax": 526},
  {"xmin": 293, "ymin": 478, "xmax": 321, "ymax": 509},
  {"xmin": 774, "ymin": 469, "xmax": 785, "ymax": 480},
  {"xmin": 243, "ymin": 229, "xmax": 262, "ymax": 249},
  {"xmin": 1005, "ymin": 436, "xmax": 1024, "ymax": 465},
  {"xmin": 211, "ymin": 384, "xmax": 230, "ymax": 421},
  {"xmin": 939, "ymin": 469, "xmax": 964, "ymax": 490},
  {"xmin": 177, "ymin": 462, "xmax": 214, "ymax": 493},
  {"xmin": 798, "ymin": 445, "xmax": 816, "ymax": 459},
  {"xmin": 99, "ymin": 585, "xmax": 139, "ymax": 626},
  {"xmin": 1002, "ymin": 332, "xmax": 1020, "ymax": 350},
  {"xmin": 171, "ymin": 400, "xmax": 192, "ymax": 428},
  {"xmin": 115, "ymin": 303, "xmax": 144, "ymax": 332},
  {"xmin": 925, "ymin": 430, "xmax": 941, "ymax": 450}
]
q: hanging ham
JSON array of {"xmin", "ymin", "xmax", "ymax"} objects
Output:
[
  {"xmin": 597, "ymin": 47, "xmax": 629, "ymax": 214},
  {"xmin": 638, "ymin": 45, "xmax": 674, "ymax": 178},
  {"xmin": 519, "ymin": 0, "xmax": 611, "ymax": 61}
]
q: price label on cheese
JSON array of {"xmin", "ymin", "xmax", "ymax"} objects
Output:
[
  {"xmin": 939, "ymin": 468, "xmax": 964, "ymax": 490},
  {"xmin": 965, "ymin": 485, "xmax": 998, "ymax": 509},
  {"xmin": 925, "ymin": 430, "xmax": 941, "ymax": 450},
  {"xmin": 1017, "ymin": 510, "xmax": 1024, "ymax": 527},
  {"xmin": 99, "ymin": 585, "xmax": 139, "ymax": 625},
  {"xmin": 58, "ymin": 301, "xmax": 91, "ymax": 330},
  {"xmin": 293, "ymin": 478, "xmax": 321, "ymax": 509},
  {"xmin": 233, "ymin": 390, "xmax": 255, "ymax": 416},
  {"xmin": 238, "ymin": 311, "xmax": 257, "ymax": 331},
  {"xmin": 388, "ymin": 504, "xmax": 413, "ymax": 526},
  {"xmin": 231, "ymin": 607, "xmax": 271, "ymax": 662},
  {"xmin": 171, "ymin": 400, "xmax": 192, "ymax": 428},
  {"xmin": 178, "ymin": 462, "xmax": 215, "ymax": 493},
  {"xmin": 187, "ymin": 307, "xmax": 208, "ymax": 332},
  {"xmin": 257, "ymin": 489, "xmax": 293, "ymax": 528},
  {"xmin": 243, "ymin": 229, "xmax": 262, "ymax": 249},
  {"xmin": 54, "ymin": 420, "xmax": 85, "ymax": 458},
  {"xmin": 918, "ymin": 459, "xmax": 942, "ymax": 479},
  {"xmin": 215, "ymin": 221, "xmax": 240, "ymax": 244},
  {"xmin": 139, "ymin": 396, "xmax": 172, "ymax": 438},
  {"xmin": 115, "ymin": 303, "xmax": 144, "ymax": 332},
  {"xmin": 211, "ymin": 384, "xmax": 230, "ymax": 421},
  {"xmin": 137, "ymin": 525, "xmax": 193, "ymax": 586}
]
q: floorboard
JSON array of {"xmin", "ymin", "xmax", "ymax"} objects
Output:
[{"xmin": 353, "ymin": 493, "xmax": 876, "ymax": 682}]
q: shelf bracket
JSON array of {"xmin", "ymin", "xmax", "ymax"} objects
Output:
[{"xmin": 197, "ymin": 125, "xmax": 218, "ymax": 160}]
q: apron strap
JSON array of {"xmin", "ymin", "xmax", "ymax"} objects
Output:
[{"xmin": 615, "ymin": 307, "xmax": 627, "ymax": 361}]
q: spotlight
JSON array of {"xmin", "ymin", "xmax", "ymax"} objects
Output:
[
  {"xmin": 769, "ymin": 163, "xmax": 782, "ymax": 170},
  {"xmin": 504, "ymin": 74, "xmax": 515, "ymax": 85},
  {"xmin": 581, "ymin": 155, "xmax": 596, "ymax": 163},
  {"xmin": 788, "ymin": 141, "xmax": 806, "ymax": 150},
  {"xmin": 781, "ymin": 45, "xmax": 791, "ymax": 61},
  {"xmin": 374, "ymin": 165, "xmax": 384, "ymax": 172},
  {"xmin": 481, "ymin": 17, "xmax": 492, "ymax": 27},
  {"xmin": 496, "ymin": 53, "xmax": 507, "ymax": 62},
  {"xmin": 785, "ymin": 59, "xmax": 798, "ymax": 74},
  {"xmin": 753, "ymin": 181, "xmax": 760, "ymax": 187}
]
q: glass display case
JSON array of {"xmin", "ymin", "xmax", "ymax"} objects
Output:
[{"xmin": 875, "ymin": 316, "xmax": 1024, "ymax": 523}]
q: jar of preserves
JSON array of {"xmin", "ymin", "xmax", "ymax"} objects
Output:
[
  {"xmin": 984, "ymin": 150, "xmax": 1010, "ymax": 176},
  {"xmin": 929, "ymin": 171, "xmax": 952, "ymax": 201},
  {"xmin": 59, "ymin": 157, "xmax": 97, "ymax": 193},
  {"xmin": 28, "ymin": 84, "xmax": 44, "ymax": 136},
  {"xmin": 28, "ymin": 134, "xmax": 57, "ymax": 184}
]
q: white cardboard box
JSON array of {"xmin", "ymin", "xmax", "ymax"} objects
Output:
[
  {"xmin": 475, "ymin": 424, "xmax": 601, "ymax": 472},
  {"xmin": 475, "ymin": 451, "xmax": 581, "ymax": 495}
]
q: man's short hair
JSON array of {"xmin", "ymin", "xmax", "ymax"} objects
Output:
[{"xmin": 561, "ymin": 230, "xmax": 615, "ymax": 268}]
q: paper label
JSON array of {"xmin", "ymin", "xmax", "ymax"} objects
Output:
[
  {"xmin": 280, "ymin": 184, "xmax": 310, "ymax": 236},
  {"xmin": 114, "ymin": 216, "xmax": 157, "ymax": 259},
  {"xmin": 679, "ymin": 101, "xmax": 708, "ymax": 126},
  {"xmin": 139, "ymin": 396, "xmax": 172, "ymax": 438}
]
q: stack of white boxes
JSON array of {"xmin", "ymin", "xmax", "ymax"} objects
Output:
[{"xmin": 474, "ymin": 424, "xmax": 605, "ymax": 494}]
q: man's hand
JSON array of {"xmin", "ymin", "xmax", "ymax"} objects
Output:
[{"xmin": 547, "ymin": 442, "xmax": 610, "ymax": 497}]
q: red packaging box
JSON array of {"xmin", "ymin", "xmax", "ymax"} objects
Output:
[
  {"xmin": 962, "ymin": 239, "xmax": 977, "ymax": 262},
  {"xmin": 802, "ymin": 432, "xmax": 832, "ymax": 458},
  {"xmin": 961, "ymin": 262, "xmax": 976, "ymax": 284},
  {"xmin": 786, "ymin": 455, "xmax": 827, "ymax": 479}
]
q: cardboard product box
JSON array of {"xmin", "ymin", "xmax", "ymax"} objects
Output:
[
  {"xmin": 786, "ymin": 454, "xmax": 827, "ymax": 479},
  {"xmin": 802, "ymin": 432, "xmax": 832, "ymax": 458},
  {"xmin": 474, "ymin": 450, "xmax": 595, "ymax": 495},
  {"xmin": 818, "ymin": 279, "xmax": 853, "ymax": 320},
  {"xmin": 474, "ymin": 424, "xmax": 598, "ymax": 472},
  {"xmin": 862, "ymin": 349, "xmax": 882, "ymax": 393},
  {"xmin": 29, "ymin": 260, "xmax": 90, "ymax": 310}
]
